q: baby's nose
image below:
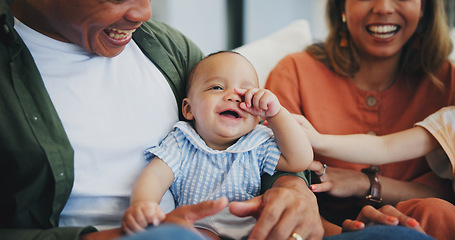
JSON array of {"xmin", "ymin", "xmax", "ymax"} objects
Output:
[{"xmin": 225, "ymin": 92, "xmax": 241, "ymax": 102}]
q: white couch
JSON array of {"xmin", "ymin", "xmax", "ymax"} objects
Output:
[{"xmin": 451, "ymin": 28, "xmax": 455, "ymax": 61}]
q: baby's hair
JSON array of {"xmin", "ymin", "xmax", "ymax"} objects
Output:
[{"xmin": 185, "ymin": 50, "xmax": 248, "ymax": 95}]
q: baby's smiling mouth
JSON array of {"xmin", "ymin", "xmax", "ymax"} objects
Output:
[
  {"xmin": 367, "ymin": 24, "xmax": 400, "ymax": 39},
  {"xmin": 220, "ymin": 110, "xmax": 241, "ymax": 119},
  {"xmin": 104, "ymin": 28, "xmax": 136, "ymax": 40}
]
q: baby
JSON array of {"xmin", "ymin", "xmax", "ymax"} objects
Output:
[{"xmin": 122, "ymin": 51, "xmax": 313, "ymax": 239}]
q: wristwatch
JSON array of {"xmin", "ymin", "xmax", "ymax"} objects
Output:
[{"xmin": 361, "ymin": 165, "xmax": 382, "ymax": 207}]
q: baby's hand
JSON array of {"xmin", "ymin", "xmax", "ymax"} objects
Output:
[
  {"xmin": 235, "ymin": 88, "xmax": 281, "ymax": 119},
  {"xmin": 122, "ymin": 201, "xmax": 165, "ymax": 234}
]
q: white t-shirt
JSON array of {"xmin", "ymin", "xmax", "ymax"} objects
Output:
[
  {"xmin": 14, "ymin": 19, "xmax": 178, "ymax": 230},
  {"xmin": 415, "ymin": 106, "xmax": 455, "ymax": 192}
]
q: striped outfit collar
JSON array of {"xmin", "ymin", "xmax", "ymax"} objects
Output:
[{"xmin": 174, "ymin": 121, "xmax": 274, "ymax": 154}]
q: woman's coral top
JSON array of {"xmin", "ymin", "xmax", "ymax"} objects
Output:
[{"xmin": 265, "ymin": 51, "xmax": 455, "ymax": 194}]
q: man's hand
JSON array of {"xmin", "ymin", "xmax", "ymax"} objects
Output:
[
  {"xmin": 230, "ymin": 175, "xmax": 324, "ymax": 240},
  {"xmin": 80, "ymin": 197, "xmax": 228, "ymax": 240},
  {"xmin": 164, "ymin": 197, "xmax": 228, "ymax": 229}
]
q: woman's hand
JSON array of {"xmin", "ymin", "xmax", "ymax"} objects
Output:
[
  {"xmin": 309, "ymin": 161, "xmax": 370, "ymax": 198},
  {"xmin": 342, "ymin": 205, "xmax": 425, "ymax": 234},
  {"xmin": 230, "ymin": 175, "xmax": 324, "ymax": 240},
  {"xmin": 309, "ymin": 160, "xmax": 445, "ymax": 205}
]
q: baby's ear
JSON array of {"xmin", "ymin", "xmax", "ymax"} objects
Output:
[{"xmin": 182, "ymin": 98, "xmax": 194, "ymax": 120}]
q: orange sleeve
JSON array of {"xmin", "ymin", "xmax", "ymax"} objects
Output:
[{"xmin": 265, "ymin": 54, "xmax": 305, "ymax": 115}]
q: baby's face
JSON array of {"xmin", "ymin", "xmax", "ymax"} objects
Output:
[{"xmin": 183, "ymin": 52, "xmax": 260, "ymax": 150}]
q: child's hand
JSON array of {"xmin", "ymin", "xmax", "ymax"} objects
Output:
[
  {"xmin": 235, "ymin": 88, "xmax": 281, "ymax": 119},
  {"xmin": 122, "ymin": 201, "xmax": 165, "ymax": 234}
]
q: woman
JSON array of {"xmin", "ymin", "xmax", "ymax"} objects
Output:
[{"xmin": 265, "ymin": 0, "xmax": 455, "ymax": 239}]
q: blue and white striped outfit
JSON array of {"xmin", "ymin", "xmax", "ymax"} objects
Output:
[{"xmin": 144, "ymin": 121, "xmax": 281, "ymax": 206}]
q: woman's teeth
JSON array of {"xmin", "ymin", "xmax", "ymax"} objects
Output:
[
  {"xmin": 369, "ymin": 25, "xmax": 398, "ymax": 33},
  {"xmin": 368, "ymin": 25, "xmax": 398, "ymax": 39},
  {"xmin": 372, "ymin": 32, "xmax": 395, "ymax": 39}
]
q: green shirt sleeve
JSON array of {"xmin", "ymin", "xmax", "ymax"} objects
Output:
[{"xmin": 261, "ymin": 170, "xmax": 311, "ymax": 195}]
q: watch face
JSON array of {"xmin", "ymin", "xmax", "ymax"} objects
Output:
[
  {"xmin": 362, "ymin": 165, "xmax": 381, "ymax": 174},
  {"xmin": 370, "ymin": 165, "xmax": 381, "ymax": 173}
]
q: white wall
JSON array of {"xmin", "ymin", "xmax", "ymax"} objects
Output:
[
  {"xmin": 244, "ymin": 0, "xmax": 327, "ymax": 44},
  {"xmin": 150, "ymin": 0, "xmax": 227, "ymax": 54},
  {"xmin": 150, "ymin": 0, "xmax": 328, "ymax": 55}
]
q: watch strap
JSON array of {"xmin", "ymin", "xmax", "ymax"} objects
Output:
[{"xmin": 361, "ymin": 165, "xmax": 382, "ymax": 207}]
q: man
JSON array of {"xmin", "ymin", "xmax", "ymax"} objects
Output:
[{"xmin": 0, "ymin": 0, "xmax": 322, "ymax": 239}]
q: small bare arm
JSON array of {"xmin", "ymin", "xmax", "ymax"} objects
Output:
[
  {"xmin": 236, "ymin": 88, "xmax": 313, "ymax": 172},
  {"xmin": 294, "ymin": 114, "xmax": 439, "ymax": 165}
]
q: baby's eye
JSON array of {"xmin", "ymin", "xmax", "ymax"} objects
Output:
[{"xmin": 210, "ymin": 86, "xmax": 223, "ymax": 90}]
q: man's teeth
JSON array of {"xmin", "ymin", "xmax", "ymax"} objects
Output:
[{"xmin": 107, "ymin": 28, "xmax": 136, "ymax": 40}]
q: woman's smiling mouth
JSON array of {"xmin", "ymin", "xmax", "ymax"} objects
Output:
[{"xmin": 367, "ymin": 24, "xmax": 400, "ymax": 39}]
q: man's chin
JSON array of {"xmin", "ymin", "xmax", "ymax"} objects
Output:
[{"xmin": 93, "ymin": 46, "xmax": 126, "ymax": 58}]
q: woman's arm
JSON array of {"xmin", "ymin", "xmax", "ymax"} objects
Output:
[
  {"xmin": 379, "ymin": 174, "xmax": 447, "ymax": 204},
  {"xmin": 310, "ymin": 163, "xmax": 449, "ymax": 205}
]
